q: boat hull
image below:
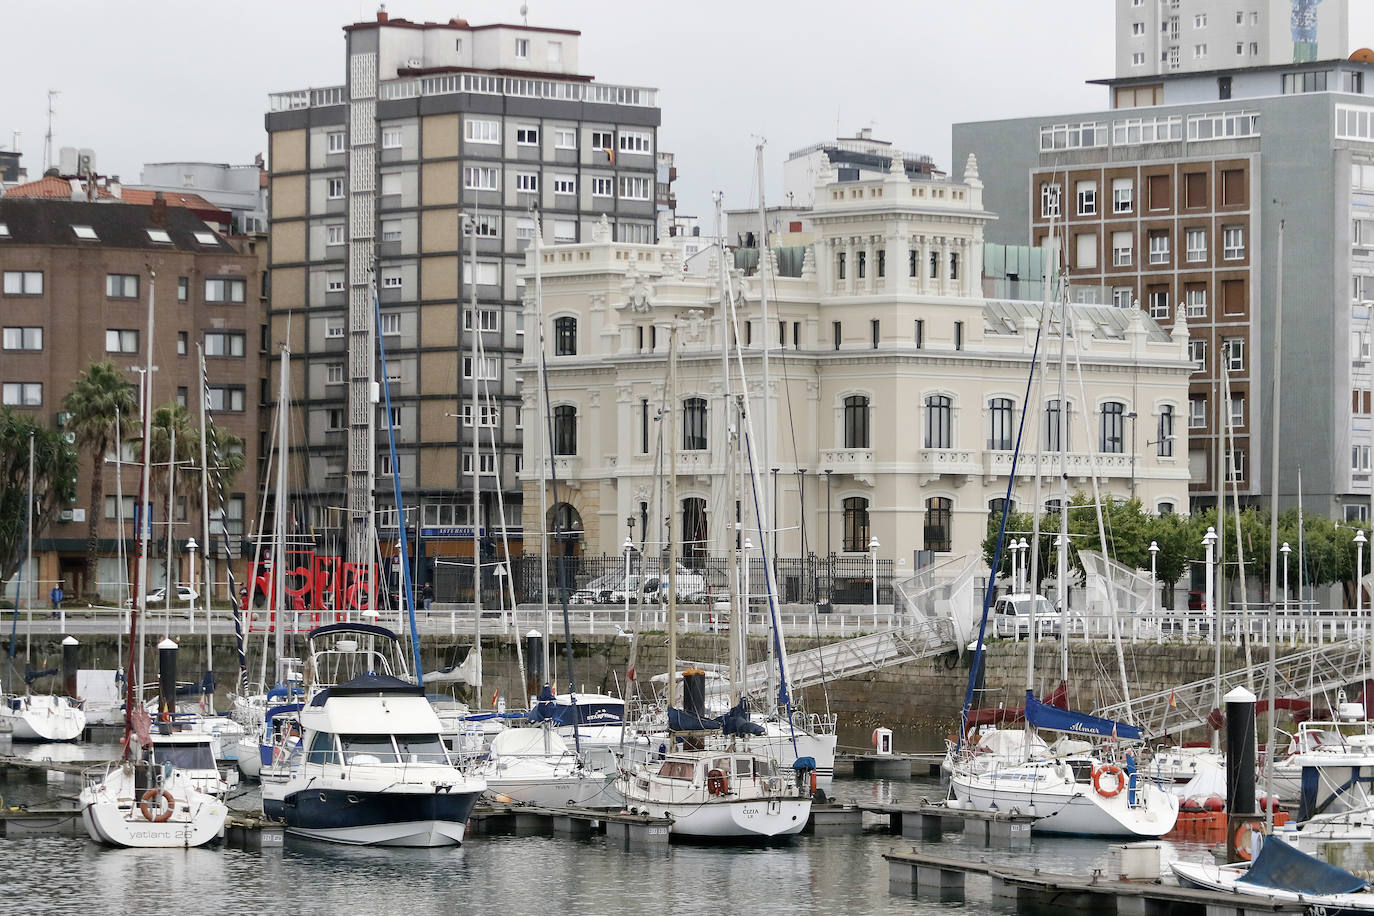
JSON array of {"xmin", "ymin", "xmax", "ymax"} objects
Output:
[
  {"xmin": 79, "ymin": 767, "xmax": 226, "ymax": 848},
  {"xmin": 950, "ymin": 766, "xmax": 1179, "ymax": 838},
  {"xmin": 629, "ymin": 797, "xmax": 810, "ymax": 838},
  {"xmin": 277, "ymin": 787, "xmax": 481, "ymax": 847},
  {"xmin": 484, "ymin": 772, "xmax": 616, "ymax": 809},
  {"xmin": 1, "ymin": 697, "xmax": 86, "ymax": 742}
]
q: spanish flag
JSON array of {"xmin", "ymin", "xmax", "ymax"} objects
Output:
[
  {"xmin": 1169, "ymin": 690, "xmax": 1177, "ymax": 709},
  {"xmin": 491, "ymin": 689, "xmax": 500, "ymax": 708}
]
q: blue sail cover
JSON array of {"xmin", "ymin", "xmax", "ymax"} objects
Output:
[
  {"xmin": 1024, "ymin": 694, "xmax": 1142, "ymax": 741},
  {"xmin": 1240, "ymin": 836, "xmax": 1368, "ymax": 895}
]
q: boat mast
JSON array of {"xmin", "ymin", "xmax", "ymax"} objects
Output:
[
  {"xmin": 24, "ymin": 433, "xmax": 33, "ymax": 670},
  {"xmin": 754, "ymin": 143, "xmax": 772, "ymax": 543},
  {"xmin": 468, "ymin": 210, "xmax": 482, "ymax": 695},
  {"xmin": 1056, "ymin": 258, "xmax": 1071, "ymax": 687},
  {"xmin": 197, "ymin": 346, "xmax": 213, "ymax": 703},
  {"xmin": 272, "ymin": 347, "xmax": 289, "ymax": 687},
  {"xmin": 717, "ymin": 192, "xmax": 742, "ymax": 706},
  {"xmin": 163, "ymin": 420, "xmax": 176, "ymax": 639},
  {"xmin": 1264, "ymin": 220, "xmax": 1284, "ymax": 833},
  {"xmin": 667, "ymin": 324, "xmax": 679, "ymax": 710},
  {"xmin": 128, "ymin": 272, "xmax": 157, "ymax": 758},
  {"xmin": 1212, "ymin": 367, "xmax": 1225, "ymax": 754},
  {"xmin": 533, "ymin": 225, "xmax": 551, "ymax": 687},
  {"xmin": 113, "ymin": 406, "xmax": 124, "ymax": 672}
]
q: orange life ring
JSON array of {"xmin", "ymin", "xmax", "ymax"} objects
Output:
[
  {"xmin": 1234, "ymin": 821, "xmax": 1264, "ymax": 860},
  {"xmin": 1092, "ymin": 764, "xmax": 1125, "ymax": 799},
  {"xmin": 706, "ymin": 768, "xmax": 730, "ymax": 797},
  {"xmin": 139, "ymin": 788, "xmax": 175, "ymax": 823}
]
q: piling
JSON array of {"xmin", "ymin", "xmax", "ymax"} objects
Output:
[
  {"xmin": 158, "ymin": 637, "xmax": 178, "ymax": 721},
  {"xmin": 61, "ymin": 636, "xmax": 79, "ymax": 698},
  {"xmin": 1224, "ymin": 684, "xmax": 1259, "ymax": 862}
]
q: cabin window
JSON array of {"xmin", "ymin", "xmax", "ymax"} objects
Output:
[
  {"xmin": 340, "ymin": 734, "xmax": 400, "ymax": 763},
  {"xmin": 395, "ymin": 734, "xmax": 449, "ymax": 764},
  {"xmin": 307, "ymin": 730, "xmax": 340, "ymax": 765}
]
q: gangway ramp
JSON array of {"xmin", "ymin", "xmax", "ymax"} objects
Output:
[{"xmin": 1095, "ymin": 639, "xmax": 1370, "ymax": 738}]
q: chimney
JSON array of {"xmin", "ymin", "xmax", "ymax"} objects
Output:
[
  {"xmin": 377, "ymin": 5, "xmax": 388, "ymax": 22},
  {"xmin": 150, "ymin": 190, "xmax": 168, "ymax": 226}
]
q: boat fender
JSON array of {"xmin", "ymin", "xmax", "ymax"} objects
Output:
[
  {"xmin": 706, "ymin": 768, "xmax": 730, "ymax": 797},
  {"xmin": 1092, "ymin": 764, "xmax": 1124, "ymax": 799},
  {"xmin": 872, "ymin": 729, "xmax": 880, "ymax": 748},
  {"xmin": 809, "ymin": 770, "xmax": 818, "ymax": 795},
  {"xmin": 139, "ymin": 788, "xmax": 176, "ymax": 823}
]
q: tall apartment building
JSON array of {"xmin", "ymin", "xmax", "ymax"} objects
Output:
[
  {"xmin": 1115, "ymin": 0, "xmax": 1348, "ymax": 78},
  {"xmin": 264, "ymin": 11, "xmax": 661, "ymax": 585},
  {"xmin": 0, "ymin": 196, "xmax": 263, "ymax": 598},
  {"xmin": 520, "ymin": 160, "xmax": 1193, "ymax": 565},
  {"xmin": 954, "ymin": 53, "xmax": 1374, "ymax": 520}
]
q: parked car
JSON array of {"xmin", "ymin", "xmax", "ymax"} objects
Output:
[
  {"xmin": 130, "ymin": 585, "xmax": 199, "ymax": 607},
  {"xmin": 1186, "ymin": 589, "xmax": 1209, "ymax": 611},
  {"xmin": 609, "ymin": 567, "xmax": 708, "ymax": 604},
  {"xmin": 991, "ymin": 594, "xmax": 1059, "ymax": 640}
]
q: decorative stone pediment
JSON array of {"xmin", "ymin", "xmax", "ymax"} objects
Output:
[{"xmin": 621, "ymin": 263, "xmax": 655, "ymax": 313}]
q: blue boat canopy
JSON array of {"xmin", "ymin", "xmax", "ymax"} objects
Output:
[
  {"xmin": 1240, "ymin": 835, "xmax": 1368, "ymax": 895},
  {"xmin": 792, "ymin": 756, "xmax": 817, "ymax": 770},
  {"xmin": 1024, "ymin": 693, "xmax": 1142, "ymax": 741}
]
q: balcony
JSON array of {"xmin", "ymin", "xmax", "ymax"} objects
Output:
[
  {"xmin": 914, "ymin": 448, "xmax": 982, "ymax": 485},
  {"xmin": 983, "ymin": 449, "xmax": 1133, "ymax": 483},
  {"xmin": 269, "ymin": 74, "xmax": 658, "ymax": 113},
  {"xmin": 819, "ymin": 448, "xmax": 875, "ymax": 484}
]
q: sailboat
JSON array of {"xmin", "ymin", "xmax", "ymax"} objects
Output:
[
  {"xmin": 946, "ymin": 240, "xmax": 1178, "ymax": 838},
  {"xmin": 81, "ymin": 270, "xmax": 228, "ymax": 848}
]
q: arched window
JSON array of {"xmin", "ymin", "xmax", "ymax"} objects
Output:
[
  {"xmin": 842, "ymin": 497, "xmax": 870, "ymax": 552},
  {"xmin": 844, "ymin": 395, "xmax": 870, "ymax": 448},
  {"xmin": 925, "ymin": 497, "xmax": 953, "ymax": 552},
  {"xmin": 1045, "ymin": 400, "xmax": 1069, "ymax": 452},
  {"xmin": 1157, "ymin": 405, "xmax": 1175, "ymax": 457},
  {"xmin": 988, "ymin": 498, "xmax": 1015, "ymax": 520},
  {"xmin": 1100, "ymin": 401, "xmax": 1125, "ymax": 453},
  {"xmin": 683, "ymin": 398, "xmax": 707, "ymax": 451},
  {"xmin": 682, "ymin": 497, "xmax": 708, "ymax": 565},
  {"xmin": 554, "ymin": 316, "xmax": 577, "ymax": 356},
  {"xmin": 553, "ymin": 405, "xmax": 577, "ymax": 455},
  {"xmin": 988, "ymin": 398, "xmax": 1014, "ymax": 451},
  {"xmin": 924, "ymin": 395, "xmax": 952, "ymax": 448}
]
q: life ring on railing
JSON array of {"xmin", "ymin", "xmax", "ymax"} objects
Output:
[
  {"xmin": 139, "ymin": 788, "xmax": 175, "ymax": 823},
  {"xmin": 706, "ymin": 768, "xmax": 730, "ymax": 797},
  {"xmin": 1092, "ymin": 764, "xmax": 1125, "ymax": 799},
  {"xmin": 1234, "ymin": 821, "xmax": 1265, "ymax": 860}
]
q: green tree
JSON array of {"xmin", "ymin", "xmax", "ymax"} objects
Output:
[
  {"xmin": 145, "ymin": 404, "xmax": 201, "ymax": 514},
  {"xmin": 62, "ymin": 361, "xmax": 138, "ymax": 598},
  {"xmin": 0, "ymin": 410, "xmax": 78, "ymax": 589}
]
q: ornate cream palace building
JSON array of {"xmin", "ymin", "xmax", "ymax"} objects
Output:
[{"xmin": 517, "ymin": 156, "xmax": 1194, "ymax": 567}]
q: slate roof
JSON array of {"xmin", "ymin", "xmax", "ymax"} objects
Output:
[{"xmin": 0, "ymin": 198, "xmax": 232, "ymax": 252}]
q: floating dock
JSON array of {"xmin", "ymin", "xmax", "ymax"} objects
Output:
[{"xmin": 834, "ymin": 752, "xmax": 943, "ymax": 779}]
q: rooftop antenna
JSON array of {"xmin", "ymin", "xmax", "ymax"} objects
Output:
[
  {"xmin": 520, "ymin": 3, "xmax": 528, "ymax": 24},
  {"xmin": 43, "ymin": 89, "xmax": 59, "ymax": 172},
  {"xmin": 8, "ymin": 130, "xmax": 19, "ymax": 155}
]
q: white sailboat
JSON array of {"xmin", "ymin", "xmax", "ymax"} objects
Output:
[{"xmin": 81, "ymin": 271, "xmax": 227, "ymax": 848}]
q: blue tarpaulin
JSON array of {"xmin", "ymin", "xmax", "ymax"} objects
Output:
[{"xmin": 1240, "ymin": 836, "xmax": 1368, "ymax": 895}]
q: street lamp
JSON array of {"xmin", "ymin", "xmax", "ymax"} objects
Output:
[
  {"xmin": 824, "ymin": 468, "xmax": 834, "ymax": 606},
  {"xmin": 623, "ymin": 536, "xmax": 635, "ymax": 628},
  {"xmin": 1017, "ymin": 537, "xmax": 1029, "ymax": 592},
  {"xmin": 1126, "ymin": 411, "xmax": 1138, "ymax": 498},
  {"xmin": 1281, "ymin": 541, "xmax": 1291, "ymax": 635},
  {"xmin": 1203, "ymin": 526, "xmax": 1217, "ymax": 644},
  {"xmin": 771, "ymin": 468, "xmax": 780, "ymax": 562},
  {"xmin": 186, "ymin": 537, "xmax": 198, "ymax": 634},
  {"xmin": 1148, "ymin": 540, "xmax": 1159, "ymax": 618},
  {"xmin": 869, "ymin": 534, "xmax": 880, "ymax": 629}
]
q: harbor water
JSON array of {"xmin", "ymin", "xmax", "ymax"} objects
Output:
[{"xmin": 0, "ymin": 735, "xmax": 1216, "ymax": 916}]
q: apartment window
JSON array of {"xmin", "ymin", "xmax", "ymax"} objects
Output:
[
  {"xmin": 3, "ymin": 271, "xmax": 42, "ymax": 295},
  {"xmin": 460, "ymin": 453, "xmax": 497, "ymax": 476},
  {"xmin": 949, "ymin": 252, "xmax": 959, "ymax": 280},
  {"xmin": 954, "ymin": 321, "xmax": 964, "ymax": 351},
  {"xmin": 590, "ymin": 177, "xmax": 613, "ymax": 197},
  {"xmin": 1, "ymin": 383, "xmax": 41, "ymax": 406},
  {"xmin": 462, "ymin": 213, "xmax": 497, "ymax": 239},
  {"xmin": 381, "ymin": 127, "xmax": 402, "ymax": 149},
  {"xmin": 1193, "ymin": 13, "xmax": 1206, "ymax": 27},
  {"xmin": 871, "ymin": 318, "xmax": 880, "ymax": 348},
  {"xmin": 618, "ymin": 131, "xmax": 652, "ymax": 154},
  {"xmin": 326, "ymin": 364, "xmax": 344, "ymax": 385},
  {"xmin": 1112, "ymin": 231, "xmax": 1133, "ymax": 266},
  {"xmin": 1193, "ymin": 43, "xmax": 1208, "ymax": 59},
  {"xmin": 1147, "ymin": 174, "xmax": 1170, "ymax": 211},
  {"xmin": 105, "ymin": 495, "xmax": 136, "ymax": 520},
  {"xmin": 843, "ymin": 497, "xmax": 871, "ymax": 553},
  {"xmin": 327, "ymin": 131, "xmax": 344, "ymax": 153},
  {"xmin": 462, "ymin": 403, "xmax": 498, "ymax": 427},
  {"xmin": 1076, "ymin": 180, "xmax": 1097, "ymax": 215},
  {"xmin": 514, "ymin": 38, "xmax": 529, "ymax": 58},
  {"xmin": 1185, "ymin": 227, "xmax": 1207, "ymax": 262},
  {"xmin": 591, "ymin": 130, "xmax": 615, "ymax": 152},
  {"xmin": 552, "ymin": 174, "xmax": 576, "ymax": 195},
  {"xmin": 1045, "ymin": 400, "xmax": 1068, "ymax": 451},
  {"xmin": 1230, "ymin": 395, "xmax": 1246, "ymax": 428},
  {"xmin": 104, "ymin": 274, "xmax": 139, "ymax": 299},
  {"xmin": 929, "ymin": 251, "xmax": 939, "ymax": 279},
  {"xmin": 1224, "ymin": 338, "xmax": 1245, "ymax": 371},
  {"xmin": 1282, "ymin": 71, "xmax": 1328, "ymax": 94},
  {"xmin": 327, "ymin": 178, "xmax": 344, "ymax": 199},
  {"xmin": 463, "ymin": 355, "xmax": 499, "ymax": 380},
  {"xmin": 325, "ymin": 319, "xmax": 344, "ymax": 339},
  {"xmin": 515, "ymin": 173, "xmax": 539, "ymax": 193},
  {"xmin": 1148, "ymin": 230, "xmax": 1171, "ymax": 265},
  {"xmin": 205, "ymin": 332, "xmax": 245, "ymax": 357},
  {"xmin": 914, "ymin": 319, "xmax": 924, "ymax": 349},
  {"xmin": 1228, "ymin": 449, "xmax": 1247, "ymax": 482},
  {"xmin": 463, "ymin": 262, "xmax": 499, "ymax": 287},
  {"xmin": 924, "ymin": 395, "xmax": 952, "ymax": 449},
  {"xmin": 464, "ymin": 308, "xmax": 498, "ymax": 332},
  {"xmin": 1114, "ymin": 287, "xmax": 1134, "ymax": 309},
  {"xmin": 553, "ymin": 405, "xmax": 576, "ymax": 455},
  {"xmin": 1112, "ymin": 178, "xmax": 1134, "ymax": 213},
  {"xmin": 1221, "ymin": 279, "xmax": 1245, "ymax": 316},
  {"xmin": 1356, "ymin": 446, "xmax": 1372, "ymax": 474},
  {"xmin": 1040, "ymin": 182, "xmax": 1061, "ymax": 218},
  {"xmin": 1099, "ymin": 401, "xmax": 1126, "ymax": 453},
  {"xmin": 516, "ymin": 125, "xmax": 539, "ymax": 146},
  {"xmin": 619, "ymin": 176, "xmax": 651, "ymax": 200},
  {"xmin": 2, "ymin": 327, "xmax": 41, "ymax": 350},
  {"xmin": 988, "ymin": 398, "xmax": 1014, "ymax": 451},
  {"xmin": 1185, "ymin": 287, "xmax": 1207, "ymax": 318},
  {"xmin": 464, "ymin": 166, "xmax": 499, "ymax": 190},
  {"xmin": 1357, "ymin": 330, "xmax": 1373, "ymax": 362},
  {"xmin": 837, "ymin": 252, "xmax": 846, "ymax": 280},
  {"xmin": 1223, "ymin": 225, "xmax": 1245, "ymax": 260},
  {"xmin": 380, "ymin": 220, "xmax": 402, "ymax": 242},
  {"xmin": 177, "ymin": 277, "xmax": 188, "ymax": 302},
  {"xmin": 1221, "ymin": 168, "xmax": 1245, "ymax": 205},
  {"xmin": 205, "ymin": 278, "xmax": 246, "ymax": 303},
  {"xmin": 102, "ymin": 329, "xmax": 138, "ymax": 354},
  {"xmin": 681, "ymin": 397, "xmax": 708, "ymax": 451},
  {"xmin": 1148, "ymin": 289, "xmax": 1170, "ymax": 320},
  {"xmin": 1132, "ymin": 52, "xmax": 1146, "ymax": 66},
  {"xmin": 177, "ymin": 331, "xmax": 187, "ymax": 355},
  {"xmin": 857, "ymin": 251, "xmax": 866, "ymax": 279},
  {"xmin": 554, "ymin": 127, "xmax": 576, "ymax": 149},
  {"xmin": 380, "ymin": 271, "xmax": 402, "ymax": 290},
  {"xmin": 832, "ymin": 321, "xmax": 841, "ymax": 350},
  {"xmin": 322, "ymin": 271, "xmax": 345, "ymax": 294},
  {"xmin": 327, "ymin": 225, "xmax": 344, "ymax": 246},
  {"xmin": 466, "ymin": 119, "xmax": 500, "ymax": 144},
  {"xmin": 207, "ymin": 386, "xmax": 245, "ymax": 412},
  {"xmin": 923, "ymin": 498, "xmax": 952, "ymax": 553},
  {"xmin": 1132, "ymin": 22, "xmax": 1145, "ymax": 36},
  {"xmin": 379, "ymin": 173, "xmax": 402, "ymax": 198},
  {"xmin": 554, "ymin": 316, "xmax": 577, "ymax": 355},
  {"xmin": 1189, "ymin": 397, "xmax": 1206, "ymax": 429},
  {"xmin": 844, "ymin": 396, "xmax": 870, "ymax": 449},
  {"xmin": 1188, "ymin": 338, "xmax": 1207, "ymax": 370},
  {"xmin": 379, "ymin": 313, "xmax": 401, "ymax": 336},
  {"xmin": 326, "ymin": 408, "xmax": 345, "ymax": 430},
  {"xmin": 1158, "ymin": 406, "xmax": 1175, "ymax": 457}
]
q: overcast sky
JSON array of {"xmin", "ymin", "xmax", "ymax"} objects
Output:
[{"xmin": 4, "ymin": 0, "xmax": 1373, "ymax": 221}]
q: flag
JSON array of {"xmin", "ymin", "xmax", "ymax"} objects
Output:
[
  {"xmin": 602, "ymin": 146, "xmax": 615, "ymax": 164},
  {"xmin": 1169, "ymin": 690, "xmax": 1177, "ymax": 709},
  {"xmin": 491, "ymin": 689, "xmax": 499, "ymax": 708}
]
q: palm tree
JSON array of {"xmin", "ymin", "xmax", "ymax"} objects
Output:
[
  {"xmin": 146, "ymin": 403, "xmax": 201, "ymax": 519},
  {"xmin": 62, "ymin": 361, "xmax": 137, "ymax": 599}
]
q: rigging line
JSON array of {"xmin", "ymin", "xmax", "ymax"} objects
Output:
[
  {"xmin": 956, "ymin": 256, "xmax": 1050, "ymax": 752},
  {"xmin": 474, "ymin": 319, "xmax": 521, "ymax": 637}
]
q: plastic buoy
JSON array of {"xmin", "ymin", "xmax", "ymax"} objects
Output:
[{"xmin": 1203, "ymin": 795, "xmax": 1225, "ymax": 812}]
